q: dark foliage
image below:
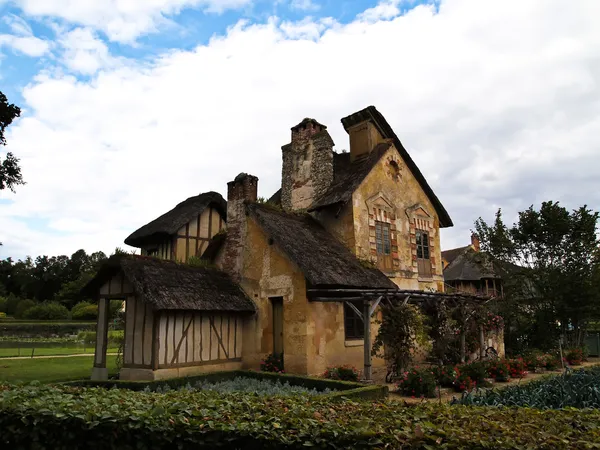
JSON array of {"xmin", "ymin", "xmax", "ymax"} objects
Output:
[{"xmin": 0, "ymin": 90, "xmax": 24, "ymax": 193}]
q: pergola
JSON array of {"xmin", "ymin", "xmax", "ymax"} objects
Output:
[{"xmin": 307, "ymin": 288, "xmax": 493, "ymax": 381}]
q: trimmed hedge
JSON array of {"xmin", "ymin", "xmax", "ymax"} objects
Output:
[
  {"xmin": 0, "ymin": 321, "xmax": 96, "ymax": 338},
  {"xmin": 64, "ymin": 370, "xmax": 388, "ymax": 401},
  {"xmin": 1, "ymin": 383, "xmax": 600, "ymax": 449}
]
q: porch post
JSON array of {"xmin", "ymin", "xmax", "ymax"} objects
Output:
[
  {"xmin": 91, "ymin": 296, "xmax": 110, "ymax": 380},
  {"xmin": 363, "ymin": 300, "xmax": 372, "ymax": 381}
]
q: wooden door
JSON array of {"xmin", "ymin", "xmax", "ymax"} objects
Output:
[{"xmin": 271, "ymin": 298, "xmax": 284, "ymax": 356}]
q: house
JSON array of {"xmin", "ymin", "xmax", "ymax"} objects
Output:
[
  {"xmin": 85, "ymin": 106, "xmax": 454, "ymax": 381},
  {"xmin": 442, "ymin": 234, "xmax": 503, "ymax": 298}
]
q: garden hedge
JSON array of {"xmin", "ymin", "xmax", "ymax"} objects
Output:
[
  {"xmin": 64, "ymin": 370, "xmax": 388, "ymax": 401},
  {"xmin": 1, "ymin": 383, "xmax": 599, "ymax": 449},
  {"xmin": 0, "ymin": 321, "xmax": 96, "ymax": 337}
]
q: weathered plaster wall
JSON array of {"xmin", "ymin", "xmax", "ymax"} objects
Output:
[
  {"xmin": 351, "ymin": 145, "xmax": 444, "ymax": 291},
  {"xmin": 312, "ymin": 202, "xmax": 356, "ymax": 251}
]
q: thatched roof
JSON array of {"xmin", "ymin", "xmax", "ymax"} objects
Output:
[
  {"xmin": 443, "ymin": 249, "xmax": 500, "ymax": 281},
  {"xmin": 247, "ymin": 203, "xmax": 396, "ymax": 289},
  {"xmin": 441, "ymin": 246, "xmax": 470, "ymax": 266},
  {"xmin": 82, "ymin": 255, "xmax": 255, "ymax": 313},
  {"xmin": 124, "ymin": 191, "xmax": 226, "ymax": 247},
  {"xmin": 308, "ymin": 142, "xmax": 392, "ymax": 211}
]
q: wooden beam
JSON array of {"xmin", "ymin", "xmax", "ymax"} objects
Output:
[
  {"xmin": 363, "ymin": 300, "xmax": 372, "ymax": 381},
  {"xmin": 369, "ymin": 296, "xmax": 383, "ymax": 317},
  {"xmin": 345, "ymin": 301, "xmax": 363, "ymax": 321}
]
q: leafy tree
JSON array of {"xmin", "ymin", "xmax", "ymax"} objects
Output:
[
  {"xmin": 474, "ymin": 201, "xmax": 600, "ymax": 351},
  {"xmin": 14, "ymin": 299, "xmax": 37, "ymax": 319},
  {"xmin": 0, "ymin": 90, "xmax": 24, "ymax": 192}
]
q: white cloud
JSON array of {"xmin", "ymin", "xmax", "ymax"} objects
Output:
[
  {"xmin": 57, "ymin": 27, "xmax": 120, "ymax": 75},
  {"xmin": 1, "ymin": 0, "xmax": 600, "ymax": 259},
  {"xmin": 290, "ymin": 0, "xmax": 320, "ymax": 12},
  {"xmin": 8, "ymin": 0, "xmax": 254, "ymax": 43},
  {"xmin": 0, "ymin": 12, "xmax": 50, "ymax": 56}
]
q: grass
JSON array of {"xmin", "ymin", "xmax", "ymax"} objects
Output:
[
  {"xmin": 0, "ymin": 355, "xmax": 118, "ymax": 383},
  {"xmin": 0, "ymin": 346, "xmax": 118, "ymax": 358}
]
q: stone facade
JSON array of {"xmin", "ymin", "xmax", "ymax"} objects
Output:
[{"xmin": 281, "ymin": 118, "xmax": 334, "ymax": 211}]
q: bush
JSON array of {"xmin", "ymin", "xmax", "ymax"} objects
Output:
[
  {"xmin": 77, "ymin": 330, "xmax": 123, "ymax": 346},
  {"xmin": 0, "ymin": 312, "xmax": 6, "ymax": 318},
  {"xmin": 522, "ymin": 350, "xmax": 545, "ymax": 371},
  {"xmin": 507, "ymin": 358, "xmax": 527, "ymax": 379},
  {"xmin": 260, "ymin": 353, "xmax": 284, "ymax": 373},
  {"xmin": 72, "ymin": 303, "xmax": 98, "ymax": 320},
  {"xmin": 453, "ymin": 372, "xmax": 475, "ymax": 392},
  {"xmin": 460, "ymin": 361, "xmax": 489, "ymax": 385},
  {"xmin": 0, "ymin": 296, "xmax": 7, "ymax": 313},
  {"xmin": 322, "ymin": 365, "xmax": 359, "ymax": 382},
  {"xmin": 543, "ymin": 353, "xmax": 561, "ymax": 370},
  {"xmin": 396, "ymin": 368, "xmax": 437, "ymax": 398},
  {"xmin": 431, "ymin": 365, "xmax": 458, "ymax": 388},
  {"xmin": 565, "ymin": 348, "xmax": 584, "ymax": 366},
  {"xmin": 487, "ymin": 359, "xmax": 511, "ymax": 382},
  {"xmin": 22, "ymin": 302, "xmax": 70, "ymax": 320},
  {"xmin": 3, "ymin": 383, "xmax": 599, "ymax": 449},
  {"xmin": 14, "ymin": 299, "xmax": 38, "ymax": 319}
]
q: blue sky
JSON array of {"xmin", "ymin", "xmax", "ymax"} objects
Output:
[{"xmin": 0, "ymin": 0, "xmax": 598, "ymax": 260}]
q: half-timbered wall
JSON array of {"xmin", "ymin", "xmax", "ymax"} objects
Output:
[
  {"xmin": 123, "ymin": 295, "xmax": 154, "ymax": 368},
  {"xmin": 140, "ymin": 206, "xmax": 225, "ymax": 262},
  {"xmin": 174, "ymin": 206, "xmax": 224, "ymax": 263},
  {"xmin": 156, "ymin": 311, "xmax": 242, "ymax": 368}
]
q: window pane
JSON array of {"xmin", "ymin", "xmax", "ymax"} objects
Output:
[
  {"xmin": 422, "ymin": 232, "xmax": 430, "ymax": 259},
  {"xmin": 416, "ymin": 231, "xmax": 422, "ymax": 246},
  {"xmin": 383, "ymin": 224, "xmax": 391, "ymax": 254},
  {"xmin": 344, "ymin": 301, "xmax": 364, "ymax": 339},
  {"xmin": 375, "ymin": 222, "xmax": 383, "ymax": 254}
]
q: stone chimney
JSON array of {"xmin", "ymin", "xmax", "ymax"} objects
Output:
[
  {"xmin": 471, "ymin": 233, "xmax": 480, "ymax": 252},
  {"xmin": 222, "ymin": 173, "xmax": 258, "ymax": 281},
  {"xmin": 281, "ymin": 118, "xmax": 334, "ymax": 211}
]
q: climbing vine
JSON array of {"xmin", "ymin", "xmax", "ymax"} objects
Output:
[{"xmin": 372, "ymin": 302, "xmax": 430, "ymax": 376}]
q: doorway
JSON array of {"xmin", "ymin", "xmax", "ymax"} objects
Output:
[{"xmin": 270, "ymin": 297, "xmax": 284, "ymax": 357}]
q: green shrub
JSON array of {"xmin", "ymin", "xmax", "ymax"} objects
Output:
[
  {"xmin": 522, "ymin": 350, "xmax": 545, "ymax": 371},
  {"xmin": 459, "ymin": 361, "xmax": 489, "ymax": 385},
  {"xmin": 543, "ymin": 353, "xmax": 561, "ymax": 370},
  {"xmin": 22, "ymin": 302, "xmax": 70, "ymax": 320},
  {"xmin": 0, "ymin": 321, "xmax": 95, "ymax": 338},
  {"xmin": 5, "ymin": 294, "xmax": 20, "ymax": 315},
  {"xmin": 458, "ymin": 367, "xmax": 600, "ymax": 408},
  {"xmin": 260, "ymin": 353, "xmax": 284, "ymax": 373},
  {"xmin": 3, "ymin": 383, "xmax": 598, "ymax": 449},
  {"xmin": 14, "ymin": 299, "xmax": 38, "ymax": 319},
  {"xmin": 487, "ymin": 359, "xmax": 511, "ymax": 382},
  {"xmin": 0, "ymin": 312, "xmax": 6, "ymax": 318},
  {"xmin": 322, "ymin": 365, "xmax": 359, "ymax": 382},
  {"xmin": 431, "ymin": 365, "xmax": 458, "ymax": 388},
  {"xmin": 453, "ymin": 372, "xmax": 475, "ymax": 392},
  {"xmin": 72, "ymin": 304, "xmax": 98, "ymax": 320},
  {"xmin": 396, "ymin": 368, "xmax": 437, "ymax": 398},
  {"xmin": 507, "ymin": 358, "xmax": 527, "ymax": 378},
  {"xmin": 565, "ymin": 348, "xmax": 584, "ymax": 365},
  {"xmin": 77, "ymin": 330, "xmax": 123, "ymax": 346},
  {"xmin": 0, "ymin": 296, "xmax": 7, "ymax": 313}
]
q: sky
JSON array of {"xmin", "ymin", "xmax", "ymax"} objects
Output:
[{"xmin": 0, "ymin": 0, "xmax": 599, "ymax": 261}]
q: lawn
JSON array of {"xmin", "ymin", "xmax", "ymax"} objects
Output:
[
  {"xmin": 0, "ymin": 346, "xmax": 118, "ymax": 358},
  {"xmin": 0, "ymin": 355, "xmax": 117, "ymax": 383}
]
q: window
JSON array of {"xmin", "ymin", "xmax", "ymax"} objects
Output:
[
  {"xmin": 344, "ymin": 301, "xmax": 364, "ymax": 340},
  {"xmin": 375, "ymin": 221, "xmax": 391, "ymax": 255},
  {"xmin": 416, "ymin": 230, "xmax": 432, "ymax": 277}
]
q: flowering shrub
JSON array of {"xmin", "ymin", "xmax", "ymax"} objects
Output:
[
  {"xmin": 522, "ymin": 351, "xmax": 545, "ymax": 371},
  {"xmin": 260, "ymin": 353, "xmax": 284, "ymax": 373},
  {"xmin": 396, "ymin": 368, "xmax": 437, "ymax": 398},
  {"xmin": 453, "ymin": 372, "xmax": 475, "ymax": 392},
  {"xmin": 543, "ymin": 353, "xmax": 561, "ymax": 370},
  {"xmin": 484, "ymin": 312, "xmax": 504, "ymax": 333},
  {"xmin": 565, "ymin": 348, "xmax": 584, "ymax": 366},
  {"xmin": 431, "ymin": 365, "xmax": 458, "ymax": 388},
  {"xmin": 507, "ymin": 358, "xmax": 527, "ymax": 379},
  {"xmin": 460, "ymin": 361, "xmax": 489, "ymax": 385},
  {"xmin": 322, "ymin": 365, "xmax": 359, "ymax": 382},
  {"xmin": 488, "ymin": 359, "xmax": 511, "ymax": 382}
]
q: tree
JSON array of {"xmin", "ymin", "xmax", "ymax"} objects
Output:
[
  {"xmin": 0, "ymin": 90, "xmax": 24, "ymax": 192},
  {"xmin": 474, "ymin": 201, "xmax": 600, "ymax": 351}
]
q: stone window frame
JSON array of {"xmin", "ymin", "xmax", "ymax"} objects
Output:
[
  {"xmin": 406, "ymin": 204, "xmax": 436, "ymax": 280},
  {"xmin": 366, "ymin": 193, "xmax": 399, "ymax": 272}
]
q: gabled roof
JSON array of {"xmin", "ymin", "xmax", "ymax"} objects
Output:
[
  {"xmin": 318, "ymin": 105, "xmax": 452, "ymax": 227},
  {"xmin": 441, "ymin": 246, "xmax": 470, "ymax": 266},
  {"xmin": 82, "ymin": 255, "xmax": 255, "ymax": 313},
  {"xmin": 247, "ymin": 203, "xmax": 396, "ymax": 289},
  {"xmin": 124, "ymin": 191, "xmax": 226, "ymax": 247},
  {"xmin": 308, "ymin": 142, "xmax": 392, "ymax": 211},
  {"xmin": 443, "ymin": 249, "xmax": 500, "ymax": 281}
]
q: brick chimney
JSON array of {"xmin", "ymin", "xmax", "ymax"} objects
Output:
[
  {"xmin": 281, "ymin": 118, "xmax": 334, "ymax": 211},
  {"xmin": 471, "ymin": 233, "xmax": 480, "ymax": 252},
  {"xmin": 222, "ymin": 173, "xmax": 258, "ymax": 280}
]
